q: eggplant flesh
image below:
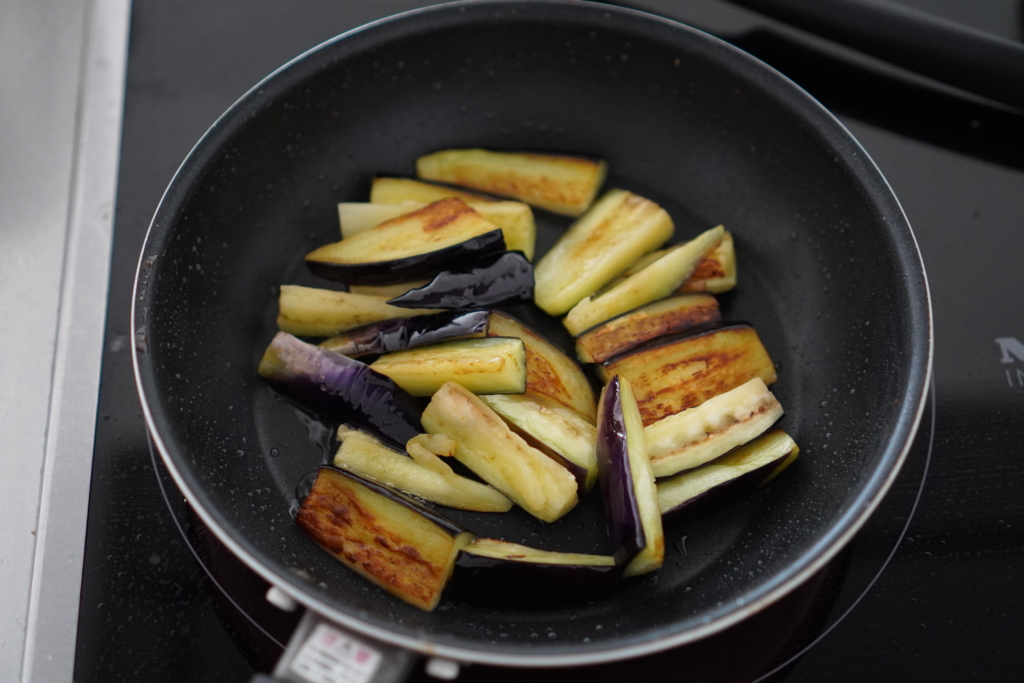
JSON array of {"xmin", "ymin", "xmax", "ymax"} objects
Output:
[
  {"xmin": 416, "ymin": 148, "xmax": 607, "ymax": 217},
  {"xmin": 574, "ymin": 293, "xmax": 721, "ymax": 365},
  {"xmin": 658, "ymin": 430, "xmax": 799, "ymax": 526},
  {"xmin": 306, "ymin": 197, "xmax": 507, "ymax": 284},
  {"xmin": 448, "ymin": 538, "xmax": 619, "ymax": 606},
  {"xmin": 479, "ymin": 393, "xmax": 598, "ymax": 493},
  {"xmin": 318, "ymin": 310, "xmax": 490, "ymax": 357},
  {"xmin": 295, "ymin": 466, "xmax": 473, "ymax": 611},
  {"xmin": 258, "ymin": 332, "xmax": 422, "ymax": 450},
  {"xmin": 680, "ymin": 231, "xmax": 737, "ymax": 294},
  {"xmin": 370, "ymin": 176, "xmax": 497, "ymax": 205},
  {"xmin": 369, "ymin": 337, "xmax": 527, "ymax": 397},
  {"xmin": 331, "ymin": 429, "xmax": 512, "ymax": 512},
  {"xmin": 387, "ymin": 251, "xmax": 534, "ymax": 310},
  {"xmin": 599, "ymin": 323, "xmax": 778, "ymax": 426},
  {"xmin": 342, "ymin": 199, "xmax": 536, "ymax": 260},
  {"xmin": 421, "ymin": 381, "xmax": 579, "ymax": 523},
  {"xmin": 533, "ymin": 189, "xmax": 674, "ymax": 315},
  {"xmin": 487, "ymin": 310, "xmax": 597, "ymax": 423},
  {"xmin": 597, "ymin": 376, "xmax": 664, "ymax": 577},
  {"xmin": 645, "ymin": 377, "xmax": 784, "ymax": 478},
  {"xmin": 563, "ymin": 225, "xmax": 724, "ymax": 336},
  {"xmin": 277, "ymin": 285, "xmax": 440, "ymax": 337}
]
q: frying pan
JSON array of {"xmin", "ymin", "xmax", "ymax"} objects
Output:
[{"xmin": 132, "ymin": 0, "xmax": 932, "ymax": 668}]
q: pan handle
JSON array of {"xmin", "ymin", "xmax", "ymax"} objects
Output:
[{"xmin": 720, "ymin": 0, "xmax": 1024, "ymax": 111}]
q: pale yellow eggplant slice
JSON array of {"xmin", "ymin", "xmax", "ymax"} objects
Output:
[
  {"xmin": 370, "ymin": 176, "xmax": 497, "ymax": 205},
  {"xmin": 348, "ymin": 281, "xmax": 430, "ymax": 298},
  {"xmin": 533, "ymin": 189, "xmax": 673, "ymax": 315},
  {"xmin": 370, "ymin": 337, "xmax": 526, "ymax": 397},
  {"xmin": 599, "ymin": 323, "xmax": 777, "ymax": 425},
  {"xmin": 277, "ymin": 285, "xmax": 439, "ymax": 337},
  {"xmin": 487, "ymin": 311, "xmax": 597, "ymax": 422},
  {"xmin": 644, "ymin": 377, "xmax": 784, "ymax": 477},
  {"xmin": 563, "ymin": 225, "xmax": 725, "ymax": 335},
  {"xmin": 296, "ymin": 466, "xmax": 473, "ymax": 611},
  {"xmin": 331, "ymin": 428, "xmax": 512, "ymax": 512},
  {"xmin": 421, "ymin": 381, "xmax": 579, "ymax": 523},
  {"xmin": 574, "ymin": 293, "xmax": 721, "ymax": 364},
  {"xmin": 416, "ymin": 148, "xmax": 607, "ymax": 217},
  {"xmin": 479, "ymin": 393, "xmax": 599, "ymax": 492},
  {"xmin": 340, "ymin": 200, "xmax": 536, "ymax": 260},
  {"xmin": 680, "ymin": 231, "xmax": 737, "ymax": 293}
]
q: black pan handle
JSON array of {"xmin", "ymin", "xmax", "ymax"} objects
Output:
[{"xmin": 721, "ymin": 0, "xmax": 1024, "ymax": 111}]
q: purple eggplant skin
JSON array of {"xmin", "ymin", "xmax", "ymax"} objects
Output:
[
  {"xmin": 448, "ymin": 553, "xmax": 621, "ymax": 608},
  {"xmin": 258, "ymin": 332, "xmax": 422, "ymax": 450},
  {"xmin": 319, "ymin": 310, "xmax": 490, "ymax": 357},
  {"xmin": 306, "ymin": 229, "xmax": 506, "ymax": 285},
  {"xmin": 596, "ymin": 377, "xmax": 646, "ymax": 565},
  {"xmin": 660, "ymin": 443, "xmax": 799, "ymax": 528},
  {"xmin": 386, "ymin": 251, "xmax": 533, "ymax": 310}
]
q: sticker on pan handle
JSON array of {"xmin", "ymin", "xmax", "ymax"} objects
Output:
[{"xmin": 289, "ymin": 622, "xmax": 383, "ymax": 683}]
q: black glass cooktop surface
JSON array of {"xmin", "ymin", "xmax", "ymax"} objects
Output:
[{"xmin": 74, "ymin": 1, "xmax": 1024, "ymax": 681}]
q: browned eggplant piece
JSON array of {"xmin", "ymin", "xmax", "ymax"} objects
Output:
[
  {"xmin": 645, "ymin": 378, "xmax": 783, "ymax": 477},
  {"xmin": 487, "ymin": 310, "xmax": 597, "ymax": 423},
  {"xmin": 370, "ymin": 176, "xmax": 497, "ymax": 205},
  {"xmin": 295, "ymin": 466, "xmax": 474, "ymax": 611},
  {"xmin": 258, "ymin": 332, "xmax": 422, "ymax": 450},
  {"xmin": 598, "ymin": 323, "xmax": 778, "ymax": 426},
  {"xmin": 305, "ymin": 198, "xmax": 507, "ymax": 285},
  {"xmin": 318, "ymin": 310, "xmax": 490, "ymax": 357},
  {"xmin": 680, "ymin": 230, "xmax": 737, "ymax": 293},
  {"xmin": 277, "ymin": 285, "xmax": 440, "ymax": 337},
  {"xmin": 597, "ymin": 376, "xmax": 664, "ymax": 577},
  {"xmin": 658, "ymin": 430, "xmax": 799, "ymax": 526},
  {"xmin": 574, "ymin": 293, "xmax": 721, "ymax": 364},
  {"xmin": 416, "ymin": 149, "xmax": 607, "ymax": 217},
  {"xmin": 421, "ymin": 381, "xmax": 578, "ymax": 523},
  {"xmin": 562, "ymin": 225, "xmax": 724, "ymax": 336},
  {"xmin": 369, "ymin": 337, "xmax": 527, "ymax": 396},
  {"xmin": 331, "ymin": 428, "xmax": 512, "ymax": 512},
  {"xmin": 386, "ymin": 251, "xmax": 534, "ymax": 310},
  {"xmin": 647, "ymin": 376, "xmax": 782, "ymax": 479},
  {"xmin": 533, "ymin": 189, "xmax": 673, "ymax": 315},
  {"xmin": 341, "ymin": 199, "xmax": 536, "ymax": 260},
  {"xmin": 479, "ymin": 393, "xmax": 599, "ymax": 493},
  {"xmin": 348, "ymin": 281, "xmax": 430, "ymax": 298},
  {"xmin": 448, "ymin": 538, "xmax": 619, "ymax": 606}
]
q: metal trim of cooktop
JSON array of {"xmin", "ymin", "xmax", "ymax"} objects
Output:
[{"xmin": 14, "ymin": 1, "xmax": 130, "ymax": 681}]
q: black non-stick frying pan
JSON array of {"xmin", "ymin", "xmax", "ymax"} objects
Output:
[{"xmin": 132, "ymin": 0, "xmax": 932, "ymax": 668}]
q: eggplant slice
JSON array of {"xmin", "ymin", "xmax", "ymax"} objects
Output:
[
  {"xmin": 562, "ymin": 225, "xmax": 724, "ymax": 336},
  {"xmin": 416, "ymin": 148, "xmax": 607, "ymax": 217},
  {"xmin": 680, "ymin": 230, "xmax": 737, "ymax": 294},
  {"xmin": 277, "ymin": 285, "xmax": 440, "ymax": 337},
  {"xmin": 331, "ymin": 428, "xmax": 512, "ymax": 512},
  {"xmin": 574, "ymin": 293, "xmax": 721, "ymax": 365},
  {"xmin": 487, "ymin": 310, "xmax": 597, "ymax": 422},
  {"xmin": 658, "ymin": 429, "xmax": 799, "ymax": 526},
  {"xmin": 258, "ymin": 332, "xmax": 422, "ymax": 450},
  {"xmin": 599, "ymin": 323, "xmax": 778, "ymax": 426},
  {"xmin": 479, "ymin": 393, "xmax": 598, "ymax": 493},
  {"xmin": 295, "ymin": 466, "xmax": 474, "ymax": 611},
  {"xmin": 369, "ymin": 336, "xmax": 527, "ymax": 397},
  {"xmin": 449, "ymin": 538, "xmax": 619, "ymax": 607},
  {"xmin": 533, "ymin": 189, "xmax": 674, "ymax": 315},
  {"xmin": 597, "ymin": 375, "xmax": 664, "ymax": 577},
  {"xmin": 386, "ymin": 251, "xmax": 534, "ymax": 310},
  {"xmin": 645, "ymin": 377, "xmax": 784, "ymax": 478},
  {"xmin": 421, "ymin": 381, "xmax": 579, "ymax": 523},
  {"xmin": 306, "ymin": 199, "xmax": 507, "ymax": 285}
]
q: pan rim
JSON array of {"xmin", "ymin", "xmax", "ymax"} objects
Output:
[{"xmin": 131, "ymin": 0, "xmax": 934, "ymax": 667}]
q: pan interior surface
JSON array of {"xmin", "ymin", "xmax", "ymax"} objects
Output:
[{"xmin": 133, "ymin": 0, "xmax": 930, "ymax": 664}]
